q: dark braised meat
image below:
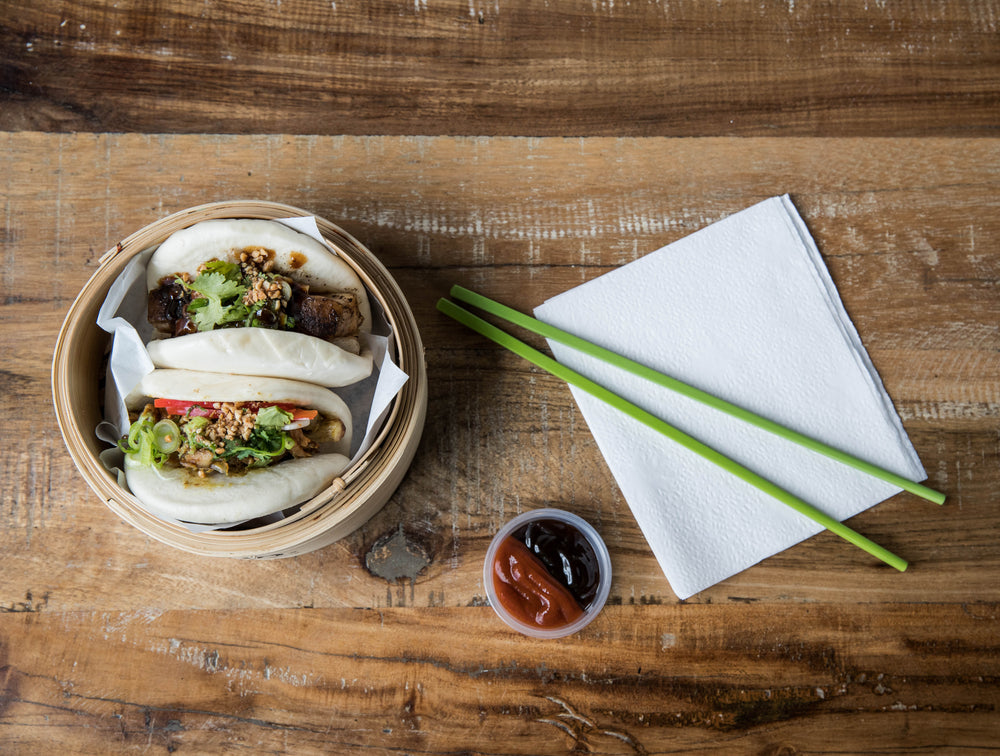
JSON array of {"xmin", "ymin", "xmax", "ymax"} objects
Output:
[
  {"xmin": 148, "ymin": 280, "xmax": 198, "ymax": 337},
  {"xmin": 147, "ymin": 274, "xmax": 363, "ymax": 343},
  {"xmin": 287, "ymin": 428, "xmax": 317, "ymax": 458},
  {"xmin": 286, "ymin": 284, "xmax": 362, "ymax": 341}
]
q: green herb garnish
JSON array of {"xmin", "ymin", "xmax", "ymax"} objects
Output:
[
  {"xmin": 222, "ymin": 420, "xmax": 295, "ymax": 468},
  {"xmin": 176, "ymin": 259, "xmax": 297, "ymax": 332},
  {"xmin": 181, "ymin": 261, "xmax": 250, "ymax": 331},
  {"xmin": 255, "ymin": 405, "xmax": 293, "ymax": 428}
]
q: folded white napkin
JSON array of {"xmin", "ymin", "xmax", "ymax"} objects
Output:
[{"xmin": 534, "ymin": 195, "xmax": 926, "ymax": 599}]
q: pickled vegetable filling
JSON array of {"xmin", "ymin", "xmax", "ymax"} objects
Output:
[{"xmin": 492, "ymin": 518, "xmax": 601, "ymax": 629}]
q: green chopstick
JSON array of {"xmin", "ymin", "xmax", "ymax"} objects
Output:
[
  {"xmin": 437, "ymin": 295, "xmax": 910, "ymax": 572},
  {"xmin": 450, "ymin": 285, "xmax": 945, "ymax": 506}
]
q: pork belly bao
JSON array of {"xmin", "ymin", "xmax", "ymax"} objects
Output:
[{"xmin": 144, "ymin": 219, "xmax": 374, "ymax": 388}]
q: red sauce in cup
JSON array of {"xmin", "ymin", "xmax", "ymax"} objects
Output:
[{"xmin": 490, "ymin": 517, "xmax": 602, "ymax": 630}]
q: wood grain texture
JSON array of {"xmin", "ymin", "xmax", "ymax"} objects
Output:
[
  {"xmin": 1, "ymin": 604, "xmax": 998, "ymax": 755},
  {"xmin": 2, "ymin": 0, "xmax": 999, "ymax": 137},
  {"xmin": 2, "ymin": 133, "xmax": 999, "ymax": 752}
]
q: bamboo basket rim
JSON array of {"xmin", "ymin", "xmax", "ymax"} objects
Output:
[{"xmin": 52, "ymin": 200, "xmax": 427, "ymax": 558}]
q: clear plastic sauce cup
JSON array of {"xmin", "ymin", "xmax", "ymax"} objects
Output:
[{"xmin": 484, "ymin": 508, "xmax": 612, "ymax": 639}]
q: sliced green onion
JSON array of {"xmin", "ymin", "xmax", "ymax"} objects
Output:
[
  {"xmin": 153, "ymin": 419, "xmax": 181, "ymax": 454},
  {"xmin": 137, "ymin": 430, "xmax": 155, "ymax": 467},
  {"xmin": 127, "ymin": 421, "xmax": 143, "ymax": 449}
]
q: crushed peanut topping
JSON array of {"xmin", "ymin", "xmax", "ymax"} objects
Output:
[
  {"xmin": 232, "ymin": 247, "xmax": 290, "ymax": 309},
  {"xmin": 190, "ymin": 402, "xmax": 256, "ymax": 445},
  {"xmin": 239, "ymin": 246, "xmax": 275, "ymax": 271}
]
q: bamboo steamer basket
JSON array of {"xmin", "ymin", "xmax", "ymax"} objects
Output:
[{"xmin": 52, "ymin": 201, "xmax": 427, "ymax": 558}]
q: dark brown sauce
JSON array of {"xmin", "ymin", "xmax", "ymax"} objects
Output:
[
  {"xmin": 288, "ymin": 251, "xmax": 307, "ymax": 269},
  {"xmin": 512, "ymin": 518, "xmax": 602, "ymax": 608},
  {"xmin": 148, "ymin": 278, "xmax": 197, "ymax": 336}
]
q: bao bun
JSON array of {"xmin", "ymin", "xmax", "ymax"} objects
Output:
[
  {"xmin": 123, "ymin": 369, "xmax": 353, "ymax": 524},
  {"xmin": 146, "ymin": 328, "xmax": 372, "ymax": 388},
  {"xmin": 146, "ymin": 218, "xmax": 372, "ymax": 330},
  {"xmin": 145, "ymin": 218, "xmax": 374, "ymax": 387}
]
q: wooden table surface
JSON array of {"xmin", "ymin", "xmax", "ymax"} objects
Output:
[{"xmin": 2, "ymin": 2, "xmax": 999, "ymax": 754}]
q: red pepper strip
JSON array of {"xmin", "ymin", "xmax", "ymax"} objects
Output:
[
  {"xmin": 153, "ymin": 398, "xmax": 216, "ymax": 417},
  {"xmin": 492, "ymin": 537, "xmax": 584, "ymax": 629},
  {"xmin": 153, "ymin": 399, "xmax": 318, "ymax": 420}
]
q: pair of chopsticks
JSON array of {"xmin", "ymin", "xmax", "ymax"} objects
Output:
[{"xmin": 437, "ymin": 285, "xmax": 945, "ymax": 572}]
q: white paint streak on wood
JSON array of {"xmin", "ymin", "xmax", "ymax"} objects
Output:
[
  {"xmin": 908, "ymin": 323, "xmax": 998, "ymax": 352},
  {"xmin": 898, "ymin": 401, "xmax": 1000, "ymax": 422},
  {"xmin": 99, "ymin": 609, "xmax": 165, "ymax": 641},
  {"xmin": 416, "ymin": 235, "xmax": 432, "ymax": 266}
]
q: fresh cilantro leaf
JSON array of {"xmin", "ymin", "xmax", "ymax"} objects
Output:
[
  {"xmin": 222, "ymin": 423, "xmax": 291, "ymax": 467},
  {"xmin": 188, "ymin": 271, "xmax": 244, "ymax": 304},
  {"xmin": 200, "ymin": 260, "xmax": 242, "ymax": 280},
  {"xmin": 183, "ymin": 271, "xmax": 248, "ymax": 330}
]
